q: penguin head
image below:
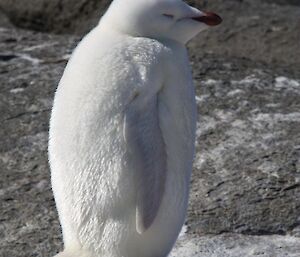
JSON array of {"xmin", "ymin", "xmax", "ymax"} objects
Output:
[{"xmin": 101, "ymin": 0, "xmax": 222, "ymax": 44}]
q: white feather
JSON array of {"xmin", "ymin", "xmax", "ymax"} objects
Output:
[{"xmin": 49, "ymin": 0, "xmax": 204, "ymax": 256}]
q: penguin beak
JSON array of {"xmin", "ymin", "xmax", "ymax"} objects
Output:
[{"xmin": 192, "ymin": 12, "xmax": 222, "ymax": 26}]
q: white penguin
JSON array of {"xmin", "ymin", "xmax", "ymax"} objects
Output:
[{"xmin": 48, "ymin": 0, "xmax": 222, "ymax": 257}]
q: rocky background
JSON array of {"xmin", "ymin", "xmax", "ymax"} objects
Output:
[{"xmin": 0, "ymin": 0, "xmax": 300, "ymax": 256}]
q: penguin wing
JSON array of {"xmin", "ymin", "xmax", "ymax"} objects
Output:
[{"xmin": 124, "ymin": 93, "xmax": 167, "ymax": 234}]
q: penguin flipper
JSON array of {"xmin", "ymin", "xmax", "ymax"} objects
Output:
[{"xmin": 124, "ymin": 93, "xmax": 167, "ymax": 234}]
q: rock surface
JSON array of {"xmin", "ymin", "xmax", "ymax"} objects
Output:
[
  {"xmin": 0, "ymin": 0, "xmax": 111, "ymax": 34},
  {"xmin": 0, "ymin": 0, "xmax": 299, "ymax": 67},
  {"xmin": 0, "ymin": 27, "xmax": 74, "ymax": 257},
  {"xmin": 171, "ymin": 228, "xmax": 300, "ymax": 257},
  {"xmin": 188, "ymin": 56, "xmax": 300, "ymax": 236},
  {"xmin": 0, "ymin": 0, "xmax": 300, "ymax": 256},
  {"xmin": 1, "ymin": 0, "xmax": 299, "ymax": 34}
]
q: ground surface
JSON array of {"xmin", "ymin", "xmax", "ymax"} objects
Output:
[
  {"xmin": 0, "ymin": 0, "xmax": 300, "ymax": 256},
  {"xmin": 171, "ymin": 227, "xmax": 300, "ymax": 257}
]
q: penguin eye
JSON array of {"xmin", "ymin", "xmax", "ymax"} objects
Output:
[{"xmin": 162, "ymin": 14, "xmax": 174, "ymax": 19}]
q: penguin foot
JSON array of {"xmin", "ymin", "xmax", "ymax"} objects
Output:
[{"xmin": 53, "ymin": 249, "xmax": 93, "ymax": 257}]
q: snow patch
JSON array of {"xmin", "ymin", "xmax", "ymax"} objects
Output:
[
  {"xmin": 253, "ymin": 113, "xmax": 300, "ymax": 122},
  {"xmin": 23, "ymin": 42, "xmax": 57, "ymax": 51},
  {"xmin": 195, "ymin": 94, "xmax": 210, "ymax": 103},
  {"xmin": 17, "ymin": 53, "xmax": 41, "ymax": 65},
  {"xmin": 194, "ymin": 154, "xmax": 206, "ymax": 170},
  {"xmin": 197, "ymin": 117, "xmax": 218, "ymax": 136},
  {"xmin": 202, "ymin": 79, "xmax": 221, "ymax": 86},
  {"xmin": 227, "ymin": 89, "xmax": 244, "ymax": 97},
  {"xmin": 178, "ymin": 225, "xmax": 188, "ymax": 238},
  {"xmin": 10, "ymin": 87, "xmax": 25, "ymax": 93},
  {"xmin": 275, "ymin": 76, "xmax": 300, "ymax": 89},
  {"xmin": 215, "ymin": 110, "xmax": 234, "ymax": 122},
  {"xmin": 232, "ymin": 75, "xmax": 260, "ymax": 85}
]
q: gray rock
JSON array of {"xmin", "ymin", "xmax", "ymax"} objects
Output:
[
  {"xmin": 0, "ymin": 9, "xmax": 12, "ymax": 28},
  {"xmin": 263, "ymin": 0, "xmax": 300, "ymax": 5},
  {"xmin": 0, "ymin": 0, "xmax": 111, "ymax": 34},
  {"xmin": 0, "ymin": 27, "xmax": 76, "ymax": 257},
  {"xmin": 187, "ymin": 54, "xmax": 300, "ymax": 236},
  {"xmin": 1, "ymin": 0, "xmax": 299, "ymax": 67},
  {"xmin": 189, "ymin": 0, "xmax": 300, "ymax": 67},
  {"xmin": 171, "ymin": 229, "xmax": 300, "ymax": 257}
]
